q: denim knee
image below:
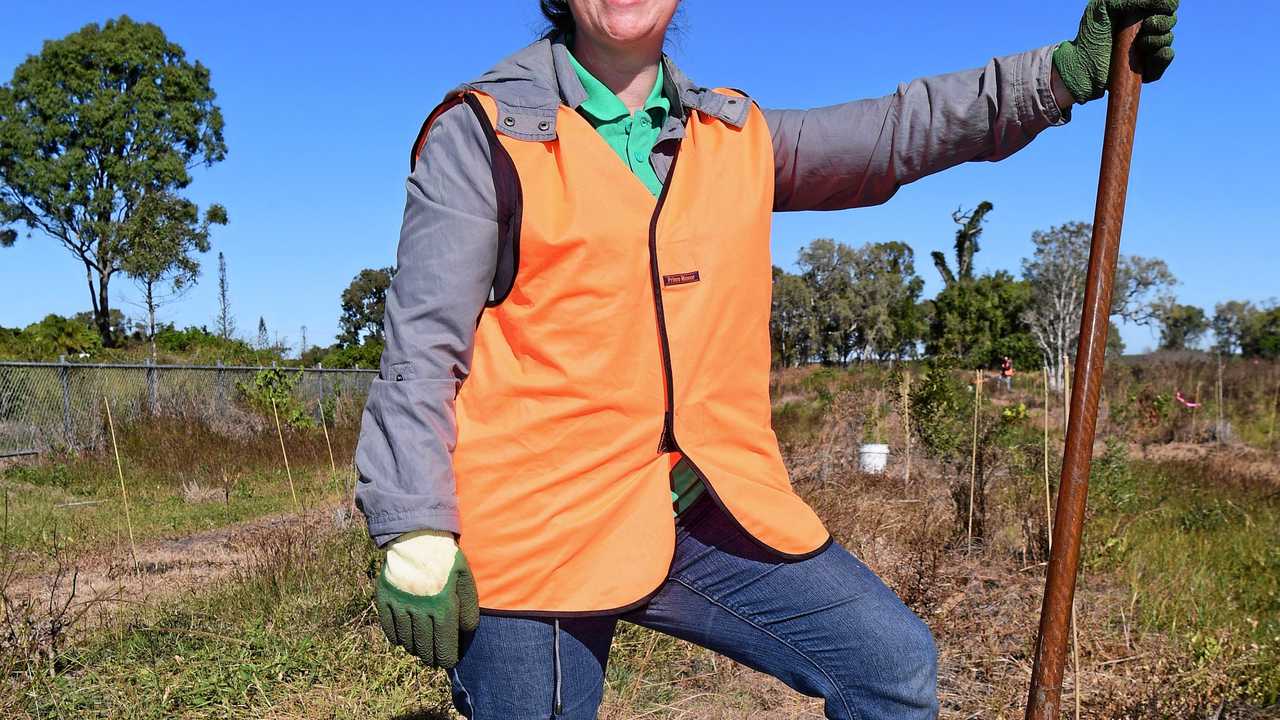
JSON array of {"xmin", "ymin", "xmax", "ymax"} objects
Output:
[{"xmin": 894, "ymin": 614, "xmax": 939, "ymax": 711}]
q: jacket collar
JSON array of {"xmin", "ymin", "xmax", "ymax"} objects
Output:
[{"xmin": 456, "ymin": 36, "xmax": 749, "ymax": 143}]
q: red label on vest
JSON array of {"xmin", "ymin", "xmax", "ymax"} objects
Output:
[{"xmin": 662, "ymin": 271, "xmax": 701, "ymax": 287}]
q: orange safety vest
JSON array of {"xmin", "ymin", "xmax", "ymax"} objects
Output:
[{"xmin": 429, "ymin": 90, "xmax": 830, "ymax": 614}]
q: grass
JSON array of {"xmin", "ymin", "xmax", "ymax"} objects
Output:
[
  {"xmin": 7, "ymin": 525, "xmax": 453, "ymax": 720},
  {"xmin": 1, "ymin": 417, "xmax": 355, "ymax": 564},
  {"xmin": 6, "ymin": 366, "xmax": 1280, "ymax": 718},
  {"xmin": 1086, "ymin": 445, "xmax": 1280, "ymax": 705}
]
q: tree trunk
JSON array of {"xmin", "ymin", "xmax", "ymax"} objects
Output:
[
  {"xmin": 147, "ymin": 281, "xmax": 157, "ymax": 361},
  {"xmin": 96, "ymin": 267, "xmax": 116, "ymax": 347}
]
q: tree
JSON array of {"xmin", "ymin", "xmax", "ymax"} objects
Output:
[
  {"xmin": 1212, "ymin": 300, "xmax": 1257, "ymax": 355},
  {"xmin": 849, "ymin": 241, "xmax": 925, "ymax": 360},
  {"xmin": 120, "ymin": 192, "xmax": 226, "ymax": 358},
  {"xmin": 339, "ymin": 267, "xmax": 395, "ymax": 347},
  {"xmin": 1155, "ymin": 302, "xmax": 1209, "ymax": 351},
  {"xmin": 1021, "ymin": 222, "xmax": 1089, "ymax": 387},
  {"xmin": 770, "ymin": 267, "xmax": 817, "ymax": 367},
  {"xmin": 932, "ymin": 201, "xmax": 994, "ymax": 288},
  {"xmin": 927, "ymin": 271, "xmax": 1038, "ymax": 369},
  {"xmin": 0, "ymin": 16, "xmax": 227, "ymax": 346},
  {"xmin": 215, "ymin": 251, "xmax": 236, "ymax": 340},
  {"xmin": 1022, "ymin": 222, "xmax": 1178, "ymax": 386},
  {"xmin": 1241, "ymin": 304, "xmax": 1280, "ymax": 359},
  {"xmin": 797, "ymin": 240, "xmax": 858, "ymax": 364},
  {"xmin": 1112, "ymin": 255, "xmax": 1177, "ymax": 326}
]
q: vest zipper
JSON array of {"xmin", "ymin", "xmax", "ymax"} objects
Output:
[{"xmin": 647, "ymin": 144, "xmax": 683, "ymax": 454}]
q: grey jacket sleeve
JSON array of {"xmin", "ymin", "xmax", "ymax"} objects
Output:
[
  {"xmin": 765, "ymin": 45, "xmax": 1067, "ymax": 212},
  {"xmin": 354, "ymin": 103, "xmax": 498, "ymax": 546}
]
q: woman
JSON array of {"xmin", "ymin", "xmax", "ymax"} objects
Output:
[{"xmin": 355, "ymin": 1, "xmax": 1177, "ymax": 717}]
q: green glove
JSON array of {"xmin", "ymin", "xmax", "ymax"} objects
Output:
[
  {"xmin": 1054, "ymin": 0, "xmax": 1178, "ymax": 104},
  {"xmin": 375, "ymin": 550, "xmax": 480, "ymax": 668}
]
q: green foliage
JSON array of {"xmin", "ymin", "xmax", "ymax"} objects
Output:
[
  {"xmin": 926, "ymin": 271, "xmax": 1038, "ymax": 369},
  {"xmin": 1241, "ymin": 305, "xmax": 1280, "ymax": 359},
  {"xmin": 314, "ymin": 339, "xmax": 384, "ymax": 369},
  {"xmin": 931, "ymin": 201, "xmax": 994, "ymax": 288},
  {"xmin": 1089, "ymin": 439, "xmax": 1139, "ymax": 514},
  {"xmin": 907, "ymin": 358, "xmax": 972, "ymax": 462},
  {"xmin": 1157, "ymin": 302, "xmax": 1210, "ymax": 351},
  {"xmin": 235, "ymin": 368, "xmax": 314, "ymax": 428},
  {"xmin": 152, "ymin": 324, "xmax": 261, "ymax": 363},
  {"xmin": 121, "ymin": 191, "xmax": 228, "ymax": 341},
  {"xmin": 0, "ymin": 313, "xmax": 106, "ymax": 360},
  {"xmin": 338, "ymin": 267, "xmax": 394, "ymax": 347},
  {"xmin": 773, "ymin": 239, "xmax": 926, "ymax": 366},
  {"xmin": 1085, "ymin": 459, "xmax": 1280, "ymax": 703},
  {"xmin": 770, "ymin": 267, "xmax": 818, "ymax": 367},
  {"xmin": 0, "ymin": 16, "xmax": 227, "ymax": 347}
]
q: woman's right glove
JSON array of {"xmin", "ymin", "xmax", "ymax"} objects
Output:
[
  {"xmin": 1054, "ymin": 0, "xmax": 1178, "ymax": 104},
  {"xmin": 375, "ymin": 529, "xmax": 480, "ymax": 668}
]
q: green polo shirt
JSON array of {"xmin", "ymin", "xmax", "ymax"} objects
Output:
[
  {"xmin": 566, "ymin": 50, "xmax": 670, "ymax": 198},
  {"xmin": 567, "ymin": 50, "xmax": 704, "ymax": 515}
]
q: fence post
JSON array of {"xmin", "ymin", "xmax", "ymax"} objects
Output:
[
  {"xmin": 58, "ymin": 355, "xmax": 73, "ymax": 449},
  {"xmin": 317, "ymin": 363, "xmax": 327, "ymax": 424},
  {"xmin": 216, "ymin": 360, "xmax": 227, "ymax": 413},
  {"xmin": 146, "ymin": 357, "xmax": 158, "ymax": 415}
]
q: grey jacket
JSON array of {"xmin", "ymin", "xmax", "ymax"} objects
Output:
[{"xmin": 354, "ymin": 37, "xmax": 1067, "ymax": 545}]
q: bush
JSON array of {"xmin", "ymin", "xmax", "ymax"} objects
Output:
[{"xmin": 235, "ymin": 367, "xmax": 314, "ymax": 428}]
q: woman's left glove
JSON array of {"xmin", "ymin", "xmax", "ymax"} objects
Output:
[
  {"xmin": 375, "ymin": 529, "xmax": 480, "ymax": 668},
  {"xmin": 1054, "ymin": 0, "xmax": 1178, "ymax": 104}
]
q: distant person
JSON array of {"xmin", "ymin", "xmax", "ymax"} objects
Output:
[
  {"xmin": 354, "ymin": 1, "xmax": 1178, "ymax": 717},
  {"xmin": 1001, "ymin": 356, "xmax": 1016, "ymax": 392}
]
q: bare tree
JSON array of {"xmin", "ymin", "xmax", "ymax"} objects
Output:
[
  {"xmin": 215, "ymin": 252, "xmax": 236, "ymax": 340},
  {"xmin": 1023, "ymin": 222, "xmax": 1176, "ymax": 387}
]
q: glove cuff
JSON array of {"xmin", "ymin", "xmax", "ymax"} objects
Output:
[{"xmin": 1052, "ymin": 41, "xmax": 1101, "ymax": 104}]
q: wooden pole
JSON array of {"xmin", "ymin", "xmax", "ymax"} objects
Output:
[
  {"xmin": 271, "ymin": 396, "xmax": 300, "ymax": 512},
  {"xmin": 103, "ymin": 397, "xmax": 138, "ymax": 571},
  {"xmin": 318, "ymin": 398, "xmax": 337, "ymax": 478},
  {"xmin": 1043, "ymin": 365, "xmax": 1053, "ymax": 546},
  {"xmin": 1191, "ymin": 379, "xmax": 1202, "ymax": 441},
  {"xmin": 902, "ymin": 371, "xmax": 913, "ymax": 487},
  {"xmin": 1026, "ymin": 19, "xmax": 1144, "ymax": 720},
  {"xmin": 968, "ymin": 368, "xmax": 981, "ymax": 548},
  {"xmin": 1268, "ymin": 376, "xmax": 1279, "ymax": 452},
  {"xmin": 1215, "ymin": 356, "xmax": 1225, "ymax": 445}
]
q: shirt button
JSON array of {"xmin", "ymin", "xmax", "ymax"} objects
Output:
[{"xmin": 638, "ymin": 116, "xmax": 649, "ymax": 127}]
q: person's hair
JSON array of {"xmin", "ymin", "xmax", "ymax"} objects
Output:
[{"xmin": 539, "ymin": 0, "xmax": 575, "ymax": 38}]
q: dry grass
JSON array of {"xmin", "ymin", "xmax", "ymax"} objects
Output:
[{"xmin": 4, "ymin": 363, "xmax": 1280, "ymax": 718}]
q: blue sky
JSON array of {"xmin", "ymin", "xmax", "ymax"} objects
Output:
[{"xmin": 2, "ymin": 1, "xmax": 1275, "ymax": 354}]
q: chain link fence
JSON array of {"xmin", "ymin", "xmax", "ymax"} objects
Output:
[{"xmin": 0, "ymin": 360, "xmax": 376, "ymax": 457}]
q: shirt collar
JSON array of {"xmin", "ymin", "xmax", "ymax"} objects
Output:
[{"xmin": 551, "ymin": 35, "xmax": 677, "ymax": 124}]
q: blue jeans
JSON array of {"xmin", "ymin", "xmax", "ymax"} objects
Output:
[{"xmin": 449, "ymin": 495, "xmax": 938, "ymax": 719}]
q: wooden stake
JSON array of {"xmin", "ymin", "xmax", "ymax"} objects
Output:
[
  {"xmin": 1062, "ymin": 356, "xmax": 1071, "ymax": 436},
  {"xmin": 318, "ymin": 398, "xmax": 337, "ymax": 478},
  {"xmin": 1072, "ymin": 598, "xmax": 1082, "ymax": 720},
  {"xmin": 968, "ymin": 368, "xmax": 981, "ymax": 549},
  {"xmin": 1215, "ymin": 356, "xmax": 1225, "ymax": 445},
  {"xmin": 1268, "ymin": 376, "xmax": 1279, "ymax": 452},
  {"xmin": 271, "ymin": 396, "xmax": 300, "ymax": 512},
  {"xmin": 1191, "ymin": 379, "xmax": 1202, "ymax": 442},
  {"xmin": 103, "ymin": 397, "xmax": 138, "ymax": 571},
  {"xmin": 1043, "ymin": 365, "xmax": 1053, "ymax": 547},
  {"xmin": 902, "ymin": 371, "xmax": 913, "ymax": 487}
]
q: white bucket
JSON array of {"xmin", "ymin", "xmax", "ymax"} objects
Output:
[{"xmin": 858, "ymin": 443, "xmax": 890, "ymax": 475}]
